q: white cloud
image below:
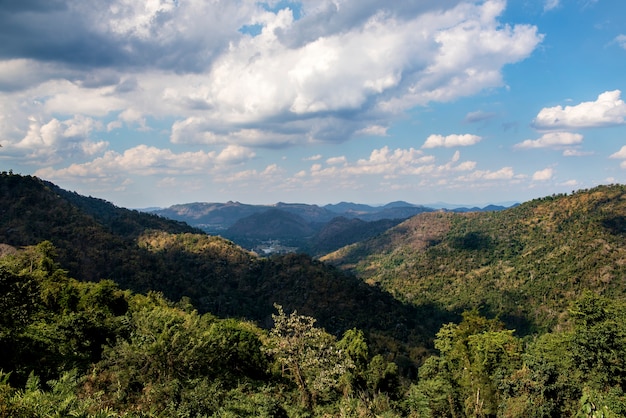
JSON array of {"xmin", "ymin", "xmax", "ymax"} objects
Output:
[
  {"xmin": 215, "ymin": 145, "xmax": 256, "ymax": 164},
  {"xmin": 355, "ymin": 125, "xmax": 389, "ymax": 136},
  {"xmin": 170, "ymin": 120, "xmax": 301, "ymax": 147},
  {"xmin": 422, "ymin": 133, "xmax": 482, "ymax": 148},
  {"xmin": 610, "ymin": 146, "xmax": 626, "ymax": 169},
  {"xmin": 90, "ymin": 0, "xmax": 539, "ymax": 147},
  {"xmin": 514, "ymin": 132, "xmax": 583, "ymax": 149},
  {"xmin": 533, "ymin": 90, "xmax": 626, "ymax": 130},
  {"xmin": 610, "ymin": 145, "xmax": 626, "ymax": 159},
  {"xmin": 1, "ymin": 0, "xmax": 546, "ymax": 202},
  {"xmin": 532, "ymin": 168, "xmax": 554, "ymax": 181},
  {"xmin": 0, "ymin": 0, "xmax": 542, "ymax": 158},
  {"xmin": 543, "ymin": 0, "xmax": 560, "ymax": 12},
  {"xmin": 459, "ymin": 167, "xmax": 515, "ymax": 181},
  {"xmin": 9, "ymin": 114, "xmax": 107, "ymax": 163},
  {"xmin": 326, "ymin": 156, "xmax": 347, "ymax": 165},
  {"xmin": 303, "ymin": 154, "xmax": 322, "ymax": 161},
  {"xmin": 615, "ymin": 34, "xmax": 626, "ymax": 50},
  {"xmin": 34, "ymin": 143, "xmax": 255, "ymax": 181},
  {"xmin": 221, "ymin": 164, "xmax": 285, "ymax": 184},
  {"xmin": 562, "ymin": 148, "xmax": 593, "ymax": 157},
  {"xmin": 304, "ymin": 146, "xmax": 485, "ymax": 183}
]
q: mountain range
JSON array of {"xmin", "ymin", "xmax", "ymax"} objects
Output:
[
  {"xmin": 2, "ymin": 172, "xmax": 626, "ymax": 370},
  {"xmin": 150, "ymin": 200, "xmax": 511, "ymax": 254}
]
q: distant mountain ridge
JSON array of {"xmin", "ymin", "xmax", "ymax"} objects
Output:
[
  {"xmin": 151, "ymin": 200, "xmax": 511, "ymax": 231},
  {"xmin": 151, "ymin": 200, "xmax": 510, "ymax": 254}
]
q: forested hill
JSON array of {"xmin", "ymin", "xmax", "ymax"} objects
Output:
[
  {"xmin": 6, "ymin": 174, "xmax": 626, "ymax": 415},
  {"xmin": 0, "ymin": 173, "xmax": 201, "ymax": 281},
  {"xmin": 0, "ymin": 173, "xmax": 434, "ymax": 362},
  {"xmin": 323, "ymin": 184, "xmax": 626, "ymax": 332}
]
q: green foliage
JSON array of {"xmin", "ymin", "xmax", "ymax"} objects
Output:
[
  {"xmin": 325, "ymin": 184, "xmax": 626, "ymax": 334},
  {"xmin": 5, "ymin": 175, "xmax": 626, "ymax": 416},
  {"xmin": 416, "ymin": 311, "xmax": 523, "ymax": 417},
  {"xmin": 267, "ymin": 304, "xmax": 354, "ymax": 409},
  {"xmin": 569, "ymin": 292, "xmax": 626, "ymax": 388},
  {"xmin": 0, "ymin": 174, "xmax": 436, "ymax": 374}
]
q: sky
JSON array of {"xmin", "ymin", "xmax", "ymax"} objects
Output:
[{"xmin": 1, "ymin": 0, "xmax": 626, "ymax": 208}]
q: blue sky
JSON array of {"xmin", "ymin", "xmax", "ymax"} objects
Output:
[{"xmin": 1, "ymin": 0, "xmax": 625, "ymax": 208}]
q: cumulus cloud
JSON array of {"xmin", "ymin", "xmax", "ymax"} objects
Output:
[
  {"xmin": 355, "ymin": 125, "xmax": 389, "ymax": 136},
  {"xmin": 0, "ymin": 0, "xmax": 542, "ymax": 159},
  {"xmin": 610, "ymin": 146, "xmax": 626, "ymax": 159},
  {"xmin": 533, "ymin": 168, "xmax": 554, "ymax": 181},
  {"xmin": 533, "ymin": 90, "xmax": 626, "ymax": 130},
  {"xmin": 326, "ymin": 156, "xmax": 347, "ymax": 165},
  {"xmin": 305, "ymin": 146, "xmax": 435, "ymax": 178},
  {"xmin": 35, "ymin": 144, "xmax": 256, "ymax": 181},
  {"xmin": 215, "ymin": 145, "xmax": 256, "ymax": 164},
  {"xmin": 610, "ymin": 146, "xmax": 626, "ymax": 168},
  {"xmin": 615, "ymin": 34, "xmax": 626, "ymax": 50},
  {"xmin": 9, "ymin": 115, "xmax": 107, "ymax": 164},
  {"xmin": 0, "ymin": 0, "xmax": 548, "ymax": 203},
  {"xmin": 0, "ymin": 0, "xmax": 258, "ymax": 71},
  {"xmin": 303, "ymin": 154, "xmax": 322, "ymax": 161},
  {"xmin": 514, "ymin": 132, "xmax": 583, "ymax": 149},
  {"xmin": 562, "ymin": 148, "xmax": 593, "ymax": 157},
  {"xmin": 422, "ymin": 134, "xmax": 482, "ymax": 148},
  {"xmin": 459, "ymin": 167, "xmax": 515, "ymax": 181},
  {"xmin": 304, "ymin": 146, "xmax": 484, "ymax": 182}
]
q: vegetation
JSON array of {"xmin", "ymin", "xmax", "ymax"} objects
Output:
[
  {"xmin": 324, "ymin": 185, "xmax": 626, "ymax": 333},
  {"xmin": 3, "ymin": 173, "xmax": 626, "ymax": 416},
  {"xmin": 0, "ymin": 243, "xmax": 403, "ymax": 416},
  {"xmin": 0, "ymin": 173, "xmax": 434, "ymax": 369},
  {"xmin": 3, "ymin": 243, "xmax": 626, "ymax": 416}
]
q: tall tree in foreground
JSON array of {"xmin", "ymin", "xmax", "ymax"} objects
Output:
[{"xmin": 267, "ymin": 304, "xmax": 353, "ymax": 409}]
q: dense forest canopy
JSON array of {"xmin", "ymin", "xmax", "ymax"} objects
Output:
[
  {"xmin": 2, "ymin": 173, "xmax": 626, "ymax": 416},
  {"xmin": 324, "ymin": 184, "xmax": 626, "ymax": 333}
]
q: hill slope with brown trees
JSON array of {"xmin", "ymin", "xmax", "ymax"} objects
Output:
[{"xmin": 323, "ymin": 184, "xmax": 626, "ymax": 332}]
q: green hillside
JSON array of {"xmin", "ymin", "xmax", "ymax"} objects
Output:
[
  {"xmin": 3, "ymin": 174, "xmax": 626, "ymax": 416},
  {"xmin": 0, "ymin": 173, "xmax": 200, "ymax": 282},
  {"xmin": 323, "ymin": 184, "xmax": 626, "ymax": 332},
  {"xmin": 0, "ymin": 173, "xmax": 434, "ymax": 366}
]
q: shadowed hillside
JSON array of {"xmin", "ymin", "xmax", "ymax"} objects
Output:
[{"xmin": 0, "ymin": 173, "xmax": 443, "ymax": 368}]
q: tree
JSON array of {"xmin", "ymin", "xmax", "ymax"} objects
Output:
[
  {"xmin": 416, "ymin": 310, "xmax": 522, "ymax": 417},
  {"xmin": 267, "ymin": 304, "xmax": 353, "ymax": 409}
]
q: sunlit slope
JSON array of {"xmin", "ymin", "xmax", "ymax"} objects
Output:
[{"xmin": 322, "ymin": 185, "xmax": 626, "ymax": 331}]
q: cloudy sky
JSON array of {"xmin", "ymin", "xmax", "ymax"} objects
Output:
[{"xmin": 1, "ymin": 0, "xmax": 625, "ymax": 208}]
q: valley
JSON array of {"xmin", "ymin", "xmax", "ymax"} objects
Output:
[{"xmin": 2, "ymin": 172, "xmax": 626, "ymax": 416}]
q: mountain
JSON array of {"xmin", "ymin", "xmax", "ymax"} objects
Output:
[
  {"xmin": 151, "ymin": 201, "xmax": 262, "ymax": 232},
  {"xmin": 324, "ymin": 201, "xmax": 380, "ymax": 214},
  {"xmin": 152, "ymin": 200, "xmax": 512, "ymax": 236},
  {"xmin": 152, "ymin": 200, "xmax": 437, "ymax": 231},
  {"xmin": 152, "ymin": 200, "xmax": 441, "ymax": 252},
  {"xmin": 274, "ymin": 202, "xmax": 338, "ymax": 223},
  {"xmin": 5, "ymin": 175, "xmax": 626, "ymax": 415},
  {"xmin": 302, "ymin": 216, "xmax": 405, "ymax": 257},
  {"xmin": 0, "ymin": 173, "xmax": 201, "ymax": 282},
  {"xmin": 450, "ymin": 203, "xmax": 514, "ymax": 213},
  {"xmin": 322, "ymin": 185, "xmax": 626, "ymax": 333},
  {"xmin": 0, "ymin": 173, "xmax": 436, "ymax": 366},
  {"xmin": 358, "ymin": 205, "xmax": 433, "ymax": 221},
  {"xmin": 226, "ymin": 208, "xmax": 315, "ymax": 238}
]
